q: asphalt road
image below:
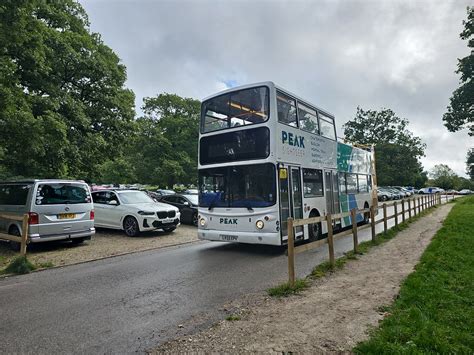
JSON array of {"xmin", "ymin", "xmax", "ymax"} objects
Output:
[{"xmin": 0, "ymin": 196, "xmax": 453, "ymax": 354}]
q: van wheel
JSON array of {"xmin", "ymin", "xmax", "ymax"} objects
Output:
[
  {"xmin": 123, "ymin": 216, "xmax": 139, "ymax": 237},
  {"xmin": 308, "ymin": 210, "xmax": 322, "ymax": 241},
  {"xmin": 8, "ymin": 226, "xmax": 21, "ymax": 251},
  {"xmin": 71, "ymin": 238, "xmax": 85, "ymax": 245}
]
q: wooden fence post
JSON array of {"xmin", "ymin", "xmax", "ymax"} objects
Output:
[
  {"xmin": 408, "ymin": 198, "xmax": 412, "ymax": 219},
  {"xmin": 383, "ymin": 203, "xmax": 387, "ymax": 233},
  {"xmin": 413, "ymin": 198, "xmax": 417, "ymax": 217},
  {"xmin": 370, "ymin": 205, "xmax": 376, "ymax": 241},
  {"xmin": 20, "ymin": 214, "xmax": 28, "ymax": 256},
  {"xmin": 394, "ymin": 201, "xmax": 398, "ymax": 227},
  {"xmin": 351, "ymin": 208, "xmax": 358, "ymax": 254},
  {"xmin": 326, "ymin": 214, "xmax": 335, "ymax": 268},
  {"xmin": 401, "ymin": 200, "xmax": 406, "ymax": 223},
  {"xmin": 417, "ymin": 196, "xmax": 421, "ymax": 214},
  {"xmin": 287, "ymin": 218, "xmax": 295, "ymax": 287}
]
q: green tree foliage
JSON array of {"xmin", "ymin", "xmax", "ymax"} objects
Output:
[
  {"xmin": 0, "ymin": 0, "xmax": 135, "ymax": 180},
  {"xmin": 443, "ymin": 7, "xmax": 474, "ymax": 136},
  {"xmin": 428, "ymin": 164, "xmax": 473, "ymax": 190},
  {"xmin": 343, "ymin": 107, "xmax": 427, "ymax": 186},
  {"xmin": 131, "ymin": 93, "xmax": 201, "ymax": 187},
  {"xmin": 467, "ymin": 148, "xmax": 474, "ymax": 180}
]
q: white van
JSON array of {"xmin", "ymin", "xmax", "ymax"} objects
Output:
[{"xmin": 0, "ymin": 180, "xmax": 95, "ymax": 247}]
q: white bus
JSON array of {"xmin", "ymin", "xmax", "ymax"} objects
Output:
[{"xmin": 197, "ymin": 82, "xmax": 376, "ymax": 246}]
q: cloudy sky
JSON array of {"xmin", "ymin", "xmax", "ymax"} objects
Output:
[{"xmin": 80, "ymin": 0, "xmax": 472, "ymax": 177}]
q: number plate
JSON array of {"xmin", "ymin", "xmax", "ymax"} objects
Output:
[{"xmin": 58, "ymin": 213, "xmax": 76, "ymax": 220}]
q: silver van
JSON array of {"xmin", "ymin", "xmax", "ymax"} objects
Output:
[{"xmin": 0, "ymin": 180, "xmax": 95, "ymax": 247}]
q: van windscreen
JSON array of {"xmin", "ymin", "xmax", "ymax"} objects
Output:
[{"xmin": 36, "ymin": 183, "xmax": 91, "ymax": 205}]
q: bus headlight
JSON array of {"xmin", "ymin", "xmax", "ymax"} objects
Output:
[
  {"xmin": 256, "ymin": 220, "xmax": 264, "ymax": 229},
  {"xmin": 199, "ymin": 217, "xmax": 206, "ymax": 227}
]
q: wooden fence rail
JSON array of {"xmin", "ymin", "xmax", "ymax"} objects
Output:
[
  {"xmin": 0, "ymin": 214, "xmax": 29, "ymax": 256},
  {"xmin": 286, "ymin": 192, "xmax": 454, "ymax": 287}
]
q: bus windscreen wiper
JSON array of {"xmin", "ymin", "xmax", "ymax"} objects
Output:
[{"xmin": 208, "ymin": 200, "xmax": 216, "ymax": 211}]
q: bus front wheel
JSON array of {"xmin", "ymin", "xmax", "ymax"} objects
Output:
[{"xmin": 308, "ymin": 210, "xmax": 322, "ymax": 241}]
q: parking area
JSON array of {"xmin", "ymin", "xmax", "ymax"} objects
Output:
[{"xmin": 0, "ymin": 225, "xmax": 199, "ymax": 272}]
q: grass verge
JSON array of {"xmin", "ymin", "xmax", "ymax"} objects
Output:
[
  {"xmin": 267, "ymin": 278, "xmax": 310, "ymax": 297},
  {"xmin": 354, "ymin": 196, "xmax": 474, "ymax": 353},
  {"xmin": 225, "ymin": 314, "xmax": 241, "ymax": 321},
  {"xmin": 3, "ymin": 256, "xmax": 36, "ymax": 274}
]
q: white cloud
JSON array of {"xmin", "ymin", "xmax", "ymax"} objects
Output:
[{"xmin": 80, "ymin": 0, "xmax": 473, "ymax": 177}]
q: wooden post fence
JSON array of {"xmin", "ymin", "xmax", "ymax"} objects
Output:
[
  {"xmin": 326, "ymin": 214, "xmax": 335, "ymax": 267},
  {"xmin": 402, "ymin": 200, "xmax": 406, "ymax": 223},
  {"xmin": 351, "ymin": 209, "xmax": 358, "ymax": 254},
  {"xmin": 370, "ymin": 205, "xmax": 376, "ymax": 241},
  {"xmin": 408, "ymin": 198, "xmax": 412, "ymax": 219},
  {"xmin": 0, "ymin": 214, "xmax": 29, "ymax": 256},
  {"xmin": 394, "ymin": 201, "xmax": 398, "ymax": 227},
  {"xmin": 287, "ymin": 218, "xmax": 295, "ymax": 287},
  {"xmin": 383, "ymin": 203, "xmax": 387, "ymax": 233}
]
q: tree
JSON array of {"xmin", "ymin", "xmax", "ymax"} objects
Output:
[
  {"xmin": 467, "ymin": 148, "xmax": 474, "ymax": 180},
  {"xmin": 343, "ymin": 107, "xmax": 426, "ymax": 186},
  {"xmin": 430, "ymin": 164, "xmax": 457, "ymax": 189},
  {"xmin": 443, "ymin": 7, "xmax": 474, "ymax": 136},
  {"xmin": 131, "ymin": 94, "xmax": 201, "ymax": 187},
  {"xmin": 0, "ymin": 0, "xmax": 135, "ymax": 180}
]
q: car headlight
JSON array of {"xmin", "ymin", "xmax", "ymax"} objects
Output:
[
  {"xmin": 138, "ymin": 211, "xmax": 155, "ymax": 216},
  {"xmin": 256, "ymin": 220, "xmax": 264, "ymax": 229}
]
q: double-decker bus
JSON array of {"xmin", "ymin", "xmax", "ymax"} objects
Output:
[{"xmin": 197, "ymin": 82, "xmax": 376, "ymax": 246}]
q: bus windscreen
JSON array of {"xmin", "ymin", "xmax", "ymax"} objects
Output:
[
  {"xmin": 201, "ymin": 86, "xmax": 269, "ymax": 133},
  {"xmin": 199, "ymin": 163, "xmax": 276, "ymax": 208}
]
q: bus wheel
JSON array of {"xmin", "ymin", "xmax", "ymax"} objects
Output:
[
  {"xmin": 308, "ymin": 211, "xmax": 322, "ymax": 241},
  {"xmin": 363, "ymin": 203, "xmax": 370, "ymax": 224}
]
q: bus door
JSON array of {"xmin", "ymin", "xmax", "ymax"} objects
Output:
[
  {"xmin": 324, "ymin": 170, "xmax": 341, "ymax": 229},
  {"xmin": 278, "ymin": 166, "xmax": 303, "ymax": 241}
]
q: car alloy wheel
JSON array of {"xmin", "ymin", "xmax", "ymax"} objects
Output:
[{"xmin": 123, "ymin": 216, "xmax": 139, "ymax": 237}]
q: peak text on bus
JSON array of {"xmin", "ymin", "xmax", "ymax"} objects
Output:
[{"xmin": 282, "ymin": 131, "xmax": 305, "ymax": 148}]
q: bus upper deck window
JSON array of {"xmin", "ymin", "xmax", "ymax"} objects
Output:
[{"xmin": 277, "ymin": 92, "xmax": 297, "ymax": 128}]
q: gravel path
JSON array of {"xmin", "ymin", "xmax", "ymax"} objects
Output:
[
  {"xmin": 153, "ymin": 204, "xmax": 453, "ymax": 353},
  {"xmin": 0, "ymin": 225, "xmax": 198, "ymax": 270}
]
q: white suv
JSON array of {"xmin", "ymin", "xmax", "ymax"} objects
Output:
[
  {"xmin": 418, "ymin": 187, "xmax": 445, "ymax": 194},
  {"xmin": 92, "ymin": 190, "xmax": 180, "ymax": 236}
]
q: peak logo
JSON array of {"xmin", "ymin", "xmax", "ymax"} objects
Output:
[{"xmin": 282, "ymin": 131, "xmax": 305, "ymax": 148}]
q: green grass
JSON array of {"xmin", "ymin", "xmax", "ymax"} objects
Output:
[
  {"xmin": 225, "ymin": 314, "xmax": 241, "ymax": 321},
  {"xmin": 354, "ymin": 196, "xmax": 474, "ymax": 354},
  {"xmin": 36, "ymin": 261, "xmax": 54, "ymax": 269},
  {"xmin": 267, "ymin": 278, "xmax": 310, "ymax": 297},
  {"xmin": 3, "ymin": 256, "xmax": 36, "ymax": 274}
]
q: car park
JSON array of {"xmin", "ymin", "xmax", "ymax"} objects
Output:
[
  {"xmin": 458, "ymin": 189, "xmax": 472, "ymax": 195},
  {"xmin": 0, "ymin": 179, "xmax": 95, "ymax": 247},
  {"xmin": 158, "ymin": 194, "xmax": 198, "ymax": 226},
  {"xmin": 377, "ymin": 187, "xmax": 396, "ymax": 201},
  {"xmin": 92, "ymin": 189, "xmax": 180, "ymax": 236},
  {"xmin": 418, "ymin": 187, "xmax": 445, "ymax": 194}
]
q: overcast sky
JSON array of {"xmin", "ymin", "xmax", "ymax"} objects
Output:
[{"xmin": 80, "ymin": 0, "xmax": 472, "ymax": 177}]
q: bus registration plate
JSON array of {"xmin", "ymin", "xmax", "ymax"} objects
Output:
[{"xmin": 219, "ymin": 234, "xmax": 238, "ymax": 241}]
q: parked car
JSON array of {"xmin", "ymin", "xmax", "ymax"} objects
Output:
[
  {"xmin": 158, "ymin": 194, "xmax": 198, "ymax": 226},
  {"xmin": 183, "ymin": 189, "xmax": 198, "ymax": 195},
  {"xmin": 458, "ymin": 189, "xmax": 472, "ymax": 195},
  {"xmin": 0, "ymin": 179, "xmax": 95, "ymax": 248},
  {"xmin": 418, "ymin": 187, "xmax": 445, "ymax": 194},
  {"xmin": 156, "ymin": 189, "xmax": 176, "ymax": 196},
  {"xmin": 379, "ymin": 186, "xmax": 402, "ymax": 200},
  {"xmin": 92, "ymin": 189, "xmax": 180, "ymax": 236},
  {"xmin": 377, "ymin": 187, "xmax": 396, "ymax": 201},
  {"xmin": 390, "ymin": 186, "xmax": 410, "ymax": 198}
]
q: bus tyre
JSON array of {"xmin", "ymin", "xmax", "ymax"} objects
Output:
[
  {"xmin": 308, "ymin": 211, "xmax": 322, "ymax": 241},
  {"xmin": 363, "ymin": 203, "xmax": 370, "ymax": 224}
]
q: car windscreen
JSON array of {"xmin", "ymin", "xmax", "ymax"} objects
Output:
[
  {"xmin": 199, "ymin": 163, "xmax": 276, "ymax": 208},
  {"xmin": 118, "ymin": 191, "xmax": 154, "ymax": 204},
  {"xmin": 183, "ymin": 194, "xmax": 198, "ymax": 205},
  {"xmin": 36, "ymin": 183, "xmax": 90, "ymax": 205}
]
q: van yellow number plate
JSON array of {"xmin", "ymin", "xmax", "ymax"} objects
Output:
[{"xmin": 58, "ymin": 213, "xmax": 76, "ymax": 219}]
